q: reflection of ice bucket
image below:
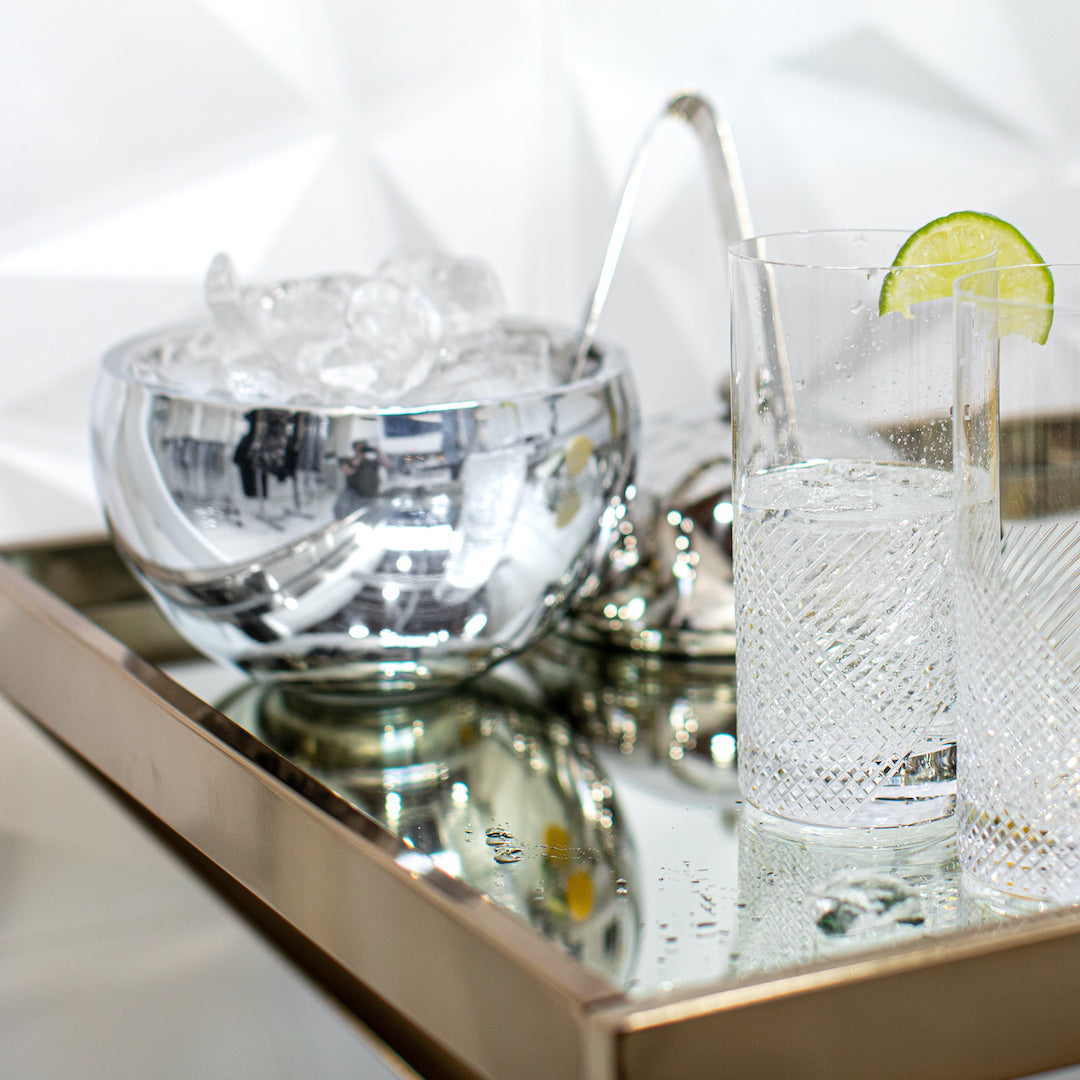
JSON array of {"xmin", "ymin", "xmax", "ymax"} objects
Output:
[
  {"xmin": 91, "ymin": 319, "xmax": 638, "ymax": 698},
  {"xmin": 217, "ymin": 664, "xmax": 639, "ymax": 986}
]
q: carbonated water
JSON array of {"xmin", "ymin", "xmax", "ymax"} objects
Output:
[{"xmin": 735, "ymin": 459, "xmax": 956, "ymax": 827}]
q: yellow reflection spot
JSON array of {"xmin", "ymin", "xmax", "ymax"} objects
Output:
[
  {"xmin": 543, "ymin": 823, "xmax": 571, "ymax": 865},
  {"xmin": 563, "ymin": 435, "xmax": 594, "ymax": 477},
  {"xmin": 555, "ymin": 489, "xmax": 582, "ymax": 528},
  {"xmin": 566, "ymin": 870, "xmax": 594, "ymax": 921}
]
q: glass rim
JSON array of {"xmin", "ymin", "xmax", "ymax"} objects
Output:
[
  {"xmin": 728, "ymin": 227, "xmax": 997, "ymax": 272},
  {"xmin": 953, "ymin": 263, "xmax": 1080, "ymax": 313}
]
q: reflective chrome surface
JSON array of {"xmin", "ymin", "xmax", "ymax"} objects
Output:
[
  {"xmin": 562, "ymin": 407, "xmax": 736, "ymax": 657},
  {"xmin": 218, "ymin": 663, "xmax": 638, "ymax": 988},
  {"xmin": 194, "ymin": 641, "xmax": 973, "ymax": 1003},
  {"xmin": 573, "ymin": 90, "xmax": 754, "ymax": 378},
  {"xmin": 524, "ymin": 632, "xmax": 737, "ymax": 796},
  {"xmin": 91, "ymin": 320, "xmax": 638, "ymax": 697}
]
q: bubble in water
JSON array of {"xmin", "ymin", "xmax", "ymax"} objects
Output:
[{"xmin": 812, "ymin": 871, "xmax": 925, "ymax": 937}]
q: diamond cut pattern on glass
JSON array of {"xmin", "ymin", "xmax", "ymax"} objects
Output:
[
  {"xmin": 958, "ymin": 520, "xmax": 1080, "ymax": 902},
  {"xmin": 736, "ymin": 496, "xmax": 954, "ymax": 826}
]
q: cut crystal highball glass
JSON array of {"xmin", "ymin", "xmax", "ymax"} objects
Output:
[{"xmin": 955, "ymin": 263, "xmax": 1080, "ymax": 904}]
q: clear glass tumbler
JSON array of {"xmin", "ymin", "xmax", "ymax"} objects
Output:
[
  {"xmin": 729, "ymin": 229, "xmax": 994, "ymax": 828},
  {"xmin": 955, "ymin": 263, "xmax": 1080, "ymax": 904}
]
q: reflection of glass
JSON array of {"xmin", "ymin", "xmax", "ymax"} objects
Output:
[
  {"xmin": 524, "ymin": 632, "xmax": 737, "ymax": 795},
  {"xmin": 955, "ymin": 266, "xmax": 1080, "ymax": 905},
  {"xmin": 729, "ymin": 230, "xmax": 995, "ymax": 827},
  {"xmin": 91, "ymin": 320, "xmax": 637, "ymax": 697},
  {"xmin": 733, "ymin": 809, "xmax": 959, "ymax": 979},
  {"xmin": 217, "ymin": 664, "xmax": 639, "ymax": 986}
]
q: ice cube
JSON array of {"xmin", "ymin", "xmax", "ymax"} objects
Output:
[
  {"xmin": 316, "ymin": 350, "xmax": 380, "ymax": 401},
  {"xmin": 490, "ymin": 327, "xmax": 553, "ymax": 392},
  {"xmin": 204, "ymin": 253, "xmax": 251, "ymax": 341},
  {"xmin": 419, "ymin": 326, "xmax": 554, "ymax": 404},
  {"xmin": 346, "ymin": 277, "xmax": 442, "ymax": 351},
  {"xmin": 319, "ymin": 335, "xmax": 440, "ymax": 405},
  {"xmin": 223, "ymin": 358, "xmax": 293, "ymax": 403},
  {"xmin": 304, "ymin": 278, "xmax": 441, "ymax": 403},
  {"xmin": 378, "ymin": 250, "xmax": 505, "ymax": 337},
  {"xmin": 139, "ymin": 329, "xmax": 228, "ymax": 398},
  {"xmin": 256, "ymin": 273, "xmax": 366, "ymax": 340},
  {"xmin": 139, "ymin": 252, "xmax": 522, "ymax": 407}
]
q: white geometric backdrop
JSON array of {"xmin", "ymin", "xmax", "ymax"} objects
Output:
[
  {"xmin": 3, "ymin": 0, "xmax": 1078, "ymax": 544},
  {"xmin": 5, "ymin": 7, "xmax": 1080, "ymax": 1078}
]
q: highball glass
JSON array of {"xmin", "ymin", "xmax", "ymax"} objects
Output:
[{"xmin": 729, "ymin": 230, "xmax": 993, "ymax": 827}]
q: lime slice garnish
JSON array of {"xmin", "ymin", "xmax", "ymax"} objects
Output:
[{"xmin": 879, "ymin": 210, "xmax": 1053, "ymax": 343}]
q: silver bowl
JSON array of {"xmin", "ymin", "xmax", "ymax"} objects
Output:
[{"xmin": 91, "ymin": 319, "xmax": 638, "ymax": 697}]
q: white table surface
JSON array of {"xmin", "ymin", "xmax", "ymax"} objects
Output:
[{"xmin": 0, "ymin": 690, "xmax": 412, "ymax": 1079}]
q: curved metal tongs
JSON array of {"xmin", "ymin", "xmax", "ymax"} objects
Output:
[
  {"xmin": 573, "ymin": 91, "xmax": 751, "ymax": 378},
  {"xmin": 562, "ymin": 89, "xmax": 794, "ymax": 657}
]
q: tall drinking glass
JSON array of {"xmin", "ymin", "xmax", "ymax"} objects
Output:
[
  {"xmin": 955, "ymin": 264, "xmax": 1080, "ymax": 904},
  {"xmin": 729, "ymin": 229, "xmax": 994, "ymax": 828}
]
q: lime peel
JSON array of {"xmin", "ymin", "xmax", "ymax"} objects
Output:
[{"xmin": 879, "ymin": 210, "xmax": 1053, "ymax": 344}]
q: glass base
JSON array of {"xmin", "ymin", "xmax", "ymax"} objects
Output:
[
  {"xmin": 740, "ymin": 743, "xmax": 956, "ymax": 829},
  {"xmin": 959, "ymin": 869, "xmax": 1063, "ymax": 924}
]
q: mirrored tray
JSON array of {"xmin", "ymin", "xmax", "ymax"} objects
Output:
[{"xmin": 4, "ymin": 535, "xmax": 1080, "ymax": 1080}]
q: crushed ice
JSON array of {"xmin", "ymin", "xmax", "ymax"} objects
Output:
[{"xmin": 133, "ymin": 251, "xmax": 558, "ymax": 406}]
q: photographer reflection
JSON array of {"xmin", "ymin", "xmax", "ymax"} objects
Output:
[{"xmin": 334, "ymin": 438, "xmax": 390, "ymax": 519}]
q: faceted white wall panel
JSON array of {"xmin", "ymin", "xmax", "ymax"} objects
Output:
[{"xmin": 3, "ymin": 0, "xmax": 1076, "ymax": 543}]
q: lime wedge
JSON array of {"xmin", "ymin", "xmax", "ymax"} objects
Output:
[{"xmin": 879, "ymin": 210, "xmax": 1053, "ymax": 343}]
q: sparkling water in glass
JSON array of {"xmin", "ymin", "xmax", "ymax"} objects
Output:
[
  {"xmin": 729, "ymin": 230, "xmax": 994, "ymax": 828},
  {"xmin": 955, "ymin": 264, "xmax": 1080, "ymax": 904}
]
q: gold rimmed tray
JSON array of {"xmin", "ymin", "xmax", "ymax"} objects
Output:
[{"xmin": 3, "ymin": 534, "xmax": 1080, "ymax": 1080}]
